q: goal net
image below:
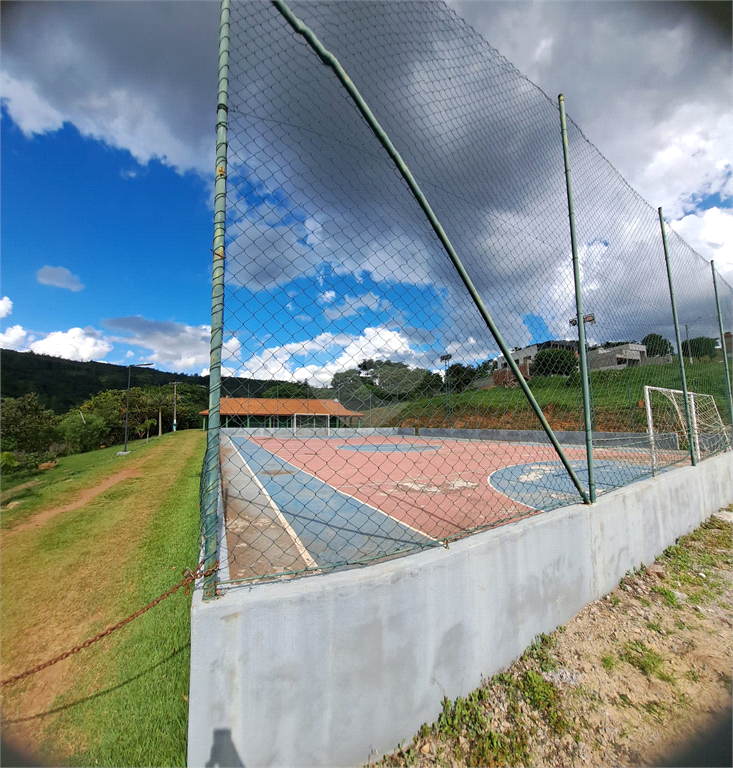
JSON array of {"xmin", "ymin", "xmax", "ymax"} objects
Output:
[{"xmin": 644, "ymin": 385, "xmax": 731, "ymax": 472}]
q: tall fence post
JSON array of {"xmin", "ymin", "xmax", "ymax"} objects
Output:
[
  {"xmin": 558, "ymin": 95, "xmax": 595, "ymax": 502},
  {"xmin": 711, "ymin": 260, "xmax": 733, "ymax": 437},
  {"xmin": 658, "ymin": 207, "xmax": 696, "ymax": 466},
  {"xmin": 272, "ymin": 0, "xmax": 590, "ymax": 504},
  {"xmin": 202, "ymin": 0, "xmax": 230, "ymax": 600}
]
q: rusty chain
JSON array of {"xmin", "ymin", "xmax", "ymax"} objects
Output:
[{"xmin": 0, "ymin": 560, "xmax": 218, "ymax": 688}]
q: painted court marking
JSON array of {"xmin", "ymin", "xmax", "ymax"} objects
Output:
[
  {"xmin": 228, "ymin": 439, "xmax": 318, "ymax": 571},
  {"xmin": 228, "ymin": 435, "xmax": 435, "ymax": 568}
]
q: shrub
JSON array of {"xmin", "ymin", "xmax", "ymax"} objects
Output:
[{"xmin": 59, "ymin": 411, "xmax": 109, "ymax": 454}]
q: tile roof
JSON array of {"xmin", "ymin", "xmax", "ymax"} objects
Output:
[{"xmin": 200, "ymin": 397, "xmax": 363, "ymax": 417}]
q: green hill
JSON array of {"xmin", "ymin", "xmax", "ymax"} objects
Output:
[{"xmin": 0, "ymin": 349, "xmax": 296, "ymax": 414}]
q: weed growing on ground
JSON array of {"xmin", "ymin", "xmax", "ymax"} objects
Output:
[
  {"xmin": 601, "ymin": 653, "xmax": 616, "ymax": 670},
  {"xmin": 652, "ymin": 585, "xmax": 680, "ymax": 608},
  {"xmin": 619, "ymin": 640, "xmax": 674, "ymax": 683},
  {"xmin": 526, "ymin": 633, "xmax": 558, "ymax": 672},
  {"xmin": 519, "ymin": 670, "xmax": 568, "ymax": 734}
]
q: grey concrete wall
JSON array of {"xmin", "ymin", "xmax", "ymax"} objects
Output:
[
  {"xmin": 223, "ymin": 427, "xmax": 398, "ymax": 439},
  {"xmin": 398, "ymin": 426, "xmax": 679, "ymax": 449},
  {"xmin": 188, "ymin": 452, "xmax": 733, "ymax": 768}
]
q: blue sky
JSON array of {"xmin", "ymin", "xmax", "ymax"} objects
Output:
[{"xmin": 1, "ymin": 1, "xmax": 731, "ymax": 383}]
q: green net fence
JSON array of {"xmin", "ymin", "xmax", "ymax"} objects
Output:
[{"xmin": 201, "ymin": 0, "xmax": 733, "ymax": 588}]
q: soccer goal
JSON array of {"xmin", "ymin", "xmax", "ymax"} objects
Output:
[{"xmin": 644, "ymin": 385, "xmax": 731, "ymax": 473}]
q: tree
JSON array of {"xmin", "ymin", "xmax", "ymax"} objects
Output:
[
  {"xmin": 681, "ymin": 336, "xmax": 717, "ymax": 360},
  {"xmin": 642, "ymin": 333, "xmax": 674, "ymax": 357},
  {"xmin": 80, "ymin": 389, "xmax": 126, "ymax": 443},
  {"xmin": 59, "ymin": 412, "xmax": 108, "ymax": 454},
  {"xmin": 261, "ymin": 382, "xmax": 312, "ymax": 399},
  {"xmin": 475, "ymin": 359, "xmax": 497, "ymax": 378},
  {"xmin": 0, "ymin": 393, "xmax": 59, "ymax": 453},
  {"xmin": 145, "ymin": 386, "xmax": 173, "ymax": 437},
  {"xmin": 446, "ymin": 363, "xmax": 477, "ymax": 393},
  {"xmin": 531, "ymin": 348, "xmax": 578, "ymax": 377}
]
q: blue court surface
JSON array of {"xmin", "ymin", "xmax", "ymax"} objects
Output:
[{"xmin": 489, "ymin": 460, "xmax": 653, "ymax": 509}]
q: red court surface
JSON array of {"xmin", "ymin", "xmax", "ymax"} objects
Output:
[{"xmin": 248, "ymin": 434, "xmax": 590, "ymax": 540}]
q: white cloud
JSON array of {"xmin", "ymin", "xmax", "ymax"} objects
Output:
[
  {"xmin": 0, "ymin": 72, "xmax": 65, "ymax": 135},
  {"xmin": 36, "ymin": 265, "xmax": 84, "ymax": 292},
  {"xmin": 671, "ymin": 207, "xmax": 733, "ymax": 280},
  {"xmin": 231, "ymin": 326, "xmax": 440, "ymax": 388},
  {"xmin": 0, "ymin": 324, "xmax": 28, "ymax": 351},
  {"xmin": 323, "ymin": 291, "xmax": 383, "ymax": 320},
  {"xmin": 29, "ymin": 327, "xmax": 112, "ymax": 361},
  {"xmin": 105, "ymin": 315, "xmax": 211, "ymax": 371},
  {"xmin": 0, "ymin": 296, "xmax": 13, "ymax": 319}
]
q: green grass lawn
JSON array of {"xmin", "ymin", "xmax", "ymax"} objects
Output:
[{"xmin": 0, "ymin": 430, "xmax": 205, "ymax": 767}]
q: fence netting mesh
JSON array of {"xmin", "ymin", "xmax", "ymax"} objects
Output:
[{"xmin": 207, "ymin": 0, "xmax": 733, "ymax": 584}]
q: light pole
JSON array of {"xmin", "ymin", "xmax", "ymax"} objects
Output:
[
  {"xmin": 684, "ymin": 317, "xmax": 702, "ymax": 365},
  {"xmin": 120, "ymin": 362, "xmax": 154, "ymax": 455},
  {"xmin": 440, "ymin": 353, "xmax": 452, "ymax": 422},
  {"xmin": 170, "ymin": 381, "xmax": 182, "ymax": 432}
]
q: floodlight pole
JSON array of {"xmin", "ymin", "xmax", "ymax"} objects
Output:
[
  {"xmin": 558, "ymin": 95, "xmax": 595, "ymax": 502},
  {"xmin": 711, "ymin": 260, "xmax": 733, "ymax": 437},
  {"xmin": 658, "ymin": 207, "xmax": 696, "ymax": 465},
  {"xmin": 272, "ymin": 0, "xmax": 590, "ymax": 504}
]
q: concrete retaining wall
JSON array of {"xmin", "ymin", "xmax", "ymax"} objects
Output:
[
  {"xmin": 397, "ymin": 426, "xmax": 678, "ymax": 448},
  {"xmin": 223, "ymin": 427, "xmax": 397, "ymax": 439},
  {"xmin": 188, "ymin": 452, "xmax": 733, "ymax": 768}
]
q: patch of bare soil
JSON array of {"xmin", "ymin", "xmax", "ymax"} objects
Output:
[
  {"xmin": 4, "ymin": 467, "xmax": 144, "ymax": 536},
  {"xmin": 377, "ymin": 511, "xmax": 732, "ymax": 768}
]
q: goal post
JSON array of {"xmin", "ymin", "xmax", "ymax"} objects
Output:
[{"xmin": 644, "ymin": 385, "xmax": 731, "ymax": 472}]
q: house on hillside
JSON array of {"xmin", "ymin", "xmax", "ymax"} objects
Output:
[
  {"xmin": 494, "ymin": 340, "xmax": 578, "ymax": 372},
  {"xmin": 587, "ymin": 343, "xmax": 647, "ymax": 371},
  {"xmin": 199, "ymin": 397, "xmax": 363, "ymax": 431},
  {"xmin": 470, "ymin": 340, "xmax": 577, "ymax": 388}
]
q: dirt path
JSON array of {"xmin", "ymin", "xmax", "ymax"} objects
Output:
[{"xmin": 5, "ymin": 464, "xmax": 147, "ymax": 536}]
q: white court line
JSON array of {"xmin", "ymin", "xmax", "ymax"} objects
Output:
[
  {"xmin": 226, "ymin": 436, "xmax": 319, "ymax": 572},
  {"xmin": 241, "ymin": 438, "xmax": 438, "ymax": 543}
]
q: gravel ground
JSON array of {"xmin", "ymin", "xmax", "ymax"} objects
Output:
[{"xmin": 374, "ymin": 510, "xmax": 732, "ymax": 768}]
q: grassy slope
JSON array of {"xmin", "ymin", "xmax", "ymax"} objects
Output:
[
  {"xmin": 394, "ymin": 360, "xmax": 731, "ymax": 431},
  {"xmin": 0, "ymin": 430, "xmax": 205, "ymax": 767},
  {"xmin": 1, "ymin": 438, "xmax": 153, "ymax": 528}
]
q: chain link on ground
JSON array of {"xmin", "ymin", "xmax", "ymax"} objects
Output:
[{"xmin": 0, "ymin": 560, "xmax": 218, "ymax": 688}]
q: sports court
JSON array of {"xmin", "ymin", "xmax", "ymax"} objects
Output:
[{"xmin": 218, "ymin": 429, "xmax": 680, "ymax": 582}]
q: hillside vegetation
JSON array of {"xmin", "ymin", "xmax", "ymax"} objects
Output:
[{"xmin": 393, "ymin": 361, "xmax": 732, "ymax": 432}]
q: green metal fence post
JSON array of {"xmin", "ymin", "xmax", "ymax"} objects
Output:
[
  {"xmin": 658, "ymin": 207, "xmax": 696, "ymax": 466},
  {"xmin": 558, "ymin": 95, "xmax": 596, "ymax": 503},
  {"xmin": 202, "ymin": 0, "xmax": 230, "ymax": 600},
  {"xmin": 711, "ymin": 260, "xmax": 733, "ymax": 435},
  {"xmin": 272, "ymin": 0, "xmax": 590, "ymax": 504}
]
